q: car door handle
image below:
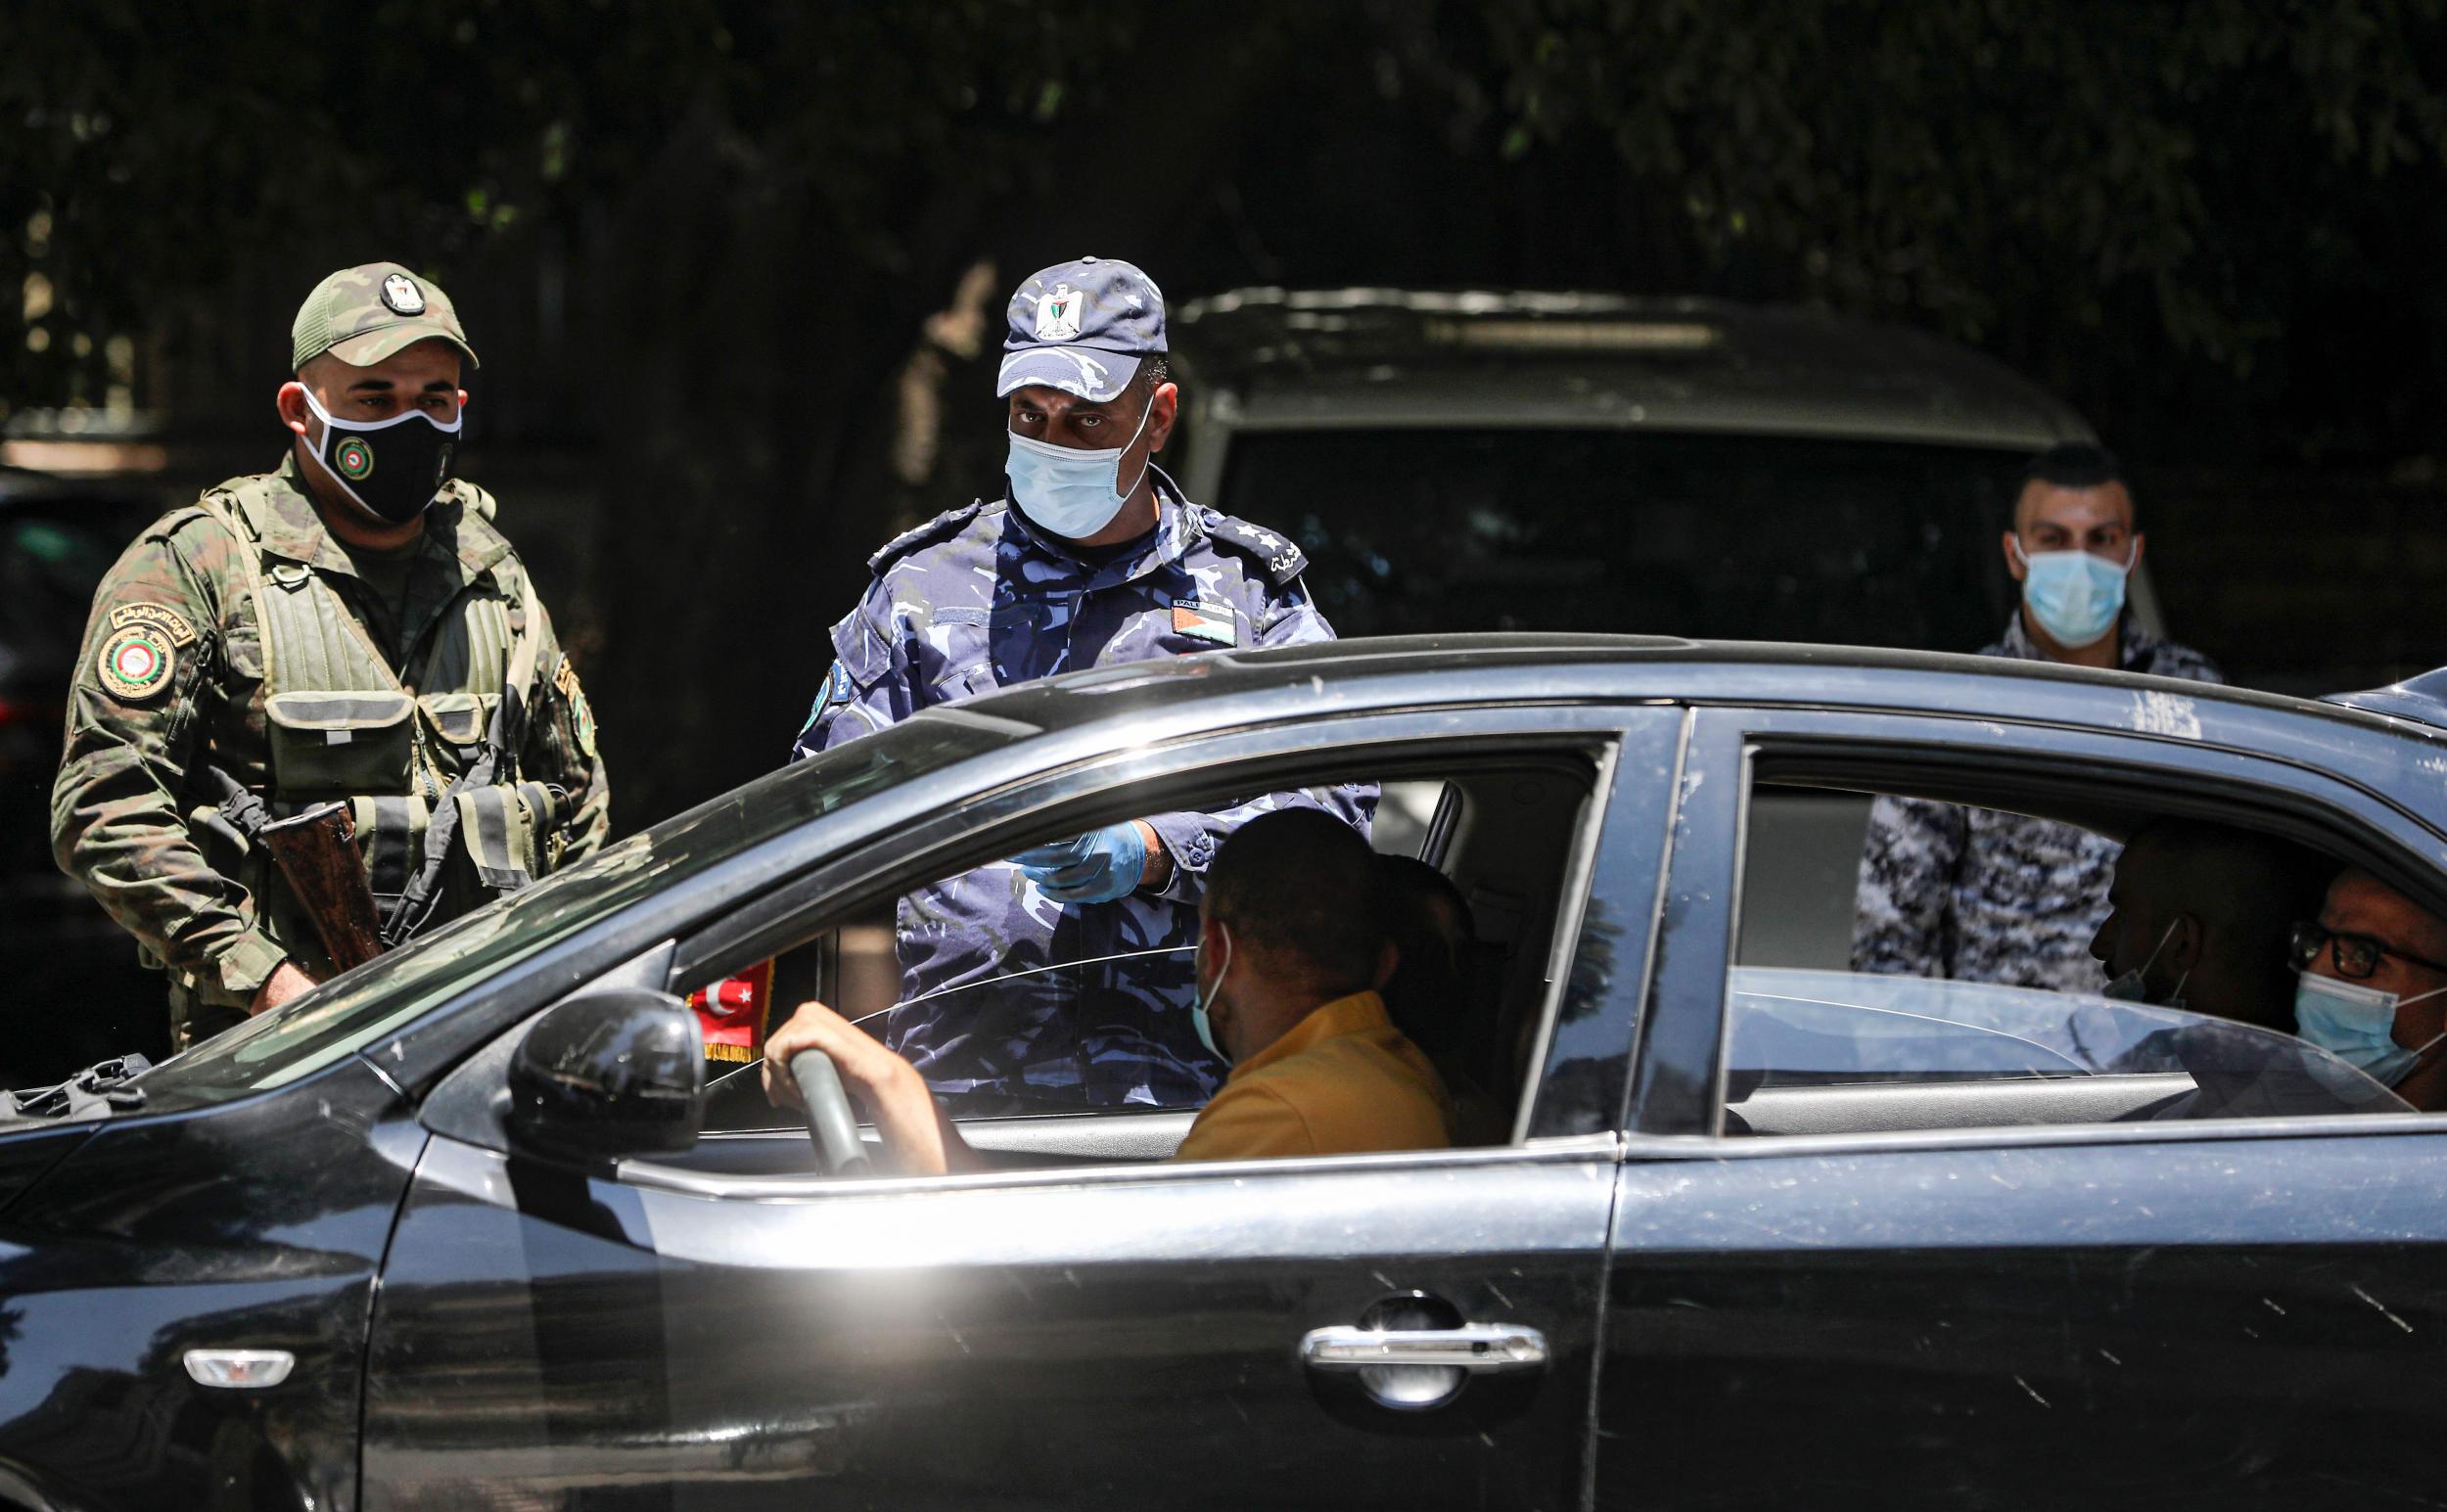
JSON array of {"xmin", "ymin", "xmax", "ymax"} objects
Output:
[{"xmin": 1299, "ymin": 1323, "xmax": 1548, "ymax": 1373}]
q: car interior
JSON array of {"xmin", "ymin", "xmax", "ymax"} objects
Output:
[
  {"xmin": 1726, "ymin": 750, "xmax": 2444, "ymax": 1139},
  {"xmin": 659, "ymin": 747, "xmax": 1610, "ymax": 1179}
]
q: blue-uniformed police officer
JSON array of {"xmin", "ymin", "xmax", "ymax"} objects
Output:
[{"xmin": 791, "ymin": 257, "xmax": 1374, "ymax": 1114}]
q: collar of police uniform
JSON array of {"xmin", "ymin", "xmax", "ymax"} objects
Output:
[
  {"xmin": 1994, "ymin": 609, "xmax": 2154, "ymax": 672},
  {"xmin": 268, "ymin": 451, "xmax": 515, "ymax": 591},
  {"xmin": 1002, "ymin": 462, "xmax": 1199, "ymax": 586}
]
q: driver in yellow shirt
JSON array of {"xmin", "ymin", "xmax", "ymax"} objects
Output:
[{"xmin": 763, "ymin": 809, "xmax": 1451, "ymax": 1171}]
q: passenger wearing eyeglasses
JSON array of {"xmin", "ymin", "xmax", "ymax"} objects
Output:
[{"xmin": 2290, "ymin": 870, "xmax": 2447, "ymax": 1110}]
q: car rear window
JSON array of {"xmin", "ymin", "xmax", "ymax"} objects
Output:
[{"xmin": 1216, "ymin": 429, "xmax": 2025, "ymax": 652}]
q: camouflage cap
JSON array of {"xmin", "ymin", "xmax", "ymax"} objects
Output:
[{"xmin": 291, "ymin": 262, "xmax": 479, "ymax": 373}]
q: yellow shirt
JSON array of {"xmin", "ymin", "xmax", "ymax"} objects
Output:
[{"xmin": 1173, "ymin": 990, "xmax": 1451, "ymax": 1162}]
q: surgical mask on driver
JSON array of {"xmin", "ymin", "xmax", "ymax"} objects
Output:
[
  {"xmin": 2102, "ymin": 920, "xmax": 2189, "ymax": 1008},
  {"xmin": 1005, "ymin": 399, "xmax": 1153, "ymax": 540},
  {"xmin": 1192, "ymin": 924, "xmax": 1233, "ymax": 1065},
  {"xmin": 300, "ymin": 384, "xmax": 461, "ymax": 525},
  {"xmin": 2292, "ymin": 970, "xmax": 2447, "ymax": 1086},
  {"xmin": 2012, "ymin": 538, "xmax": 2131, "ymax": 650}
]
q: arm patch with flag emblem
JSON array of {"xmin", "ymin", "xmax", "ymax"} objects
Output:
[{"xmin": 1171, "ymin": 598, "xmax": 1238, "ymax": 647}]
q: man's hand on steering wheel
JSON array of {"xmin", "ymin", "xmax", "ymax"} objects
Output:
[{"xmin": 762, "ymin": 1000, "xmax": 956, "ymax": 1176}]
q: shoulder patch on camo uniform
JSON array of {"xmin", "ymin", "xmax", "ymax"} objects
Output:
[
  {"xmin": 109, "ymin": 601, "xmax": 200, "ymax": 647},
  {"xmin": 867, "ymin": 501, "xmax": 986, "ymax": 574},
  {"xmin": 1204, "ymin": 514, "xmax": 1309, "ymax": 590},
  {"xmin": 97, "ymin": 623, "xmax": 178, "ymax": 701},
  {"xmin": 553, "ymin": 655, "xmax": 597, "ymax": 761}
]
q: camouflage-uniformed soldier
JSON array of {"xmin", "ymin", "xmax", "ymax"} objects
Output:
[
  {"xmin": 792, "ymin": 256, "xmax": 1372, "ymax": 1113},
  {"xmin": 52, "ymin": 262, "xmax": 609, "ymax": 1048},
  {"xmin": 1853, "ymin": 445, "xmax": 2216, "ymax": 991}
]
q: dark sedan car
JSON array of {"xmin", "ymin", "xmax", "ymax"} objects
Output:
[{"xmin": 1, "ymin": 635, "xmax": 2445, "ymax": 1511}]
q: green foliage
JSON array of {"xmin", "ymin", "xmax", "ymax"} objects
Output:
[
  {"xmin": 0, "ymin": 0, "xmax": 1151, "ymax": 408},
  {"xmin": 1466, "ymin": 0, "xmax": 2447, "ymax": 373}
]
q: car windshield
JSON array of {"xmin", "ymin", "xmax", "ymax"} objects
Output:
[
  {"xmin": 1216, "ymin": 429, "xmax": 2024, "ymax": 649},
  {"xmin": 1730, "ymin": 966, "xmax": 2411, "ymax": 1116},
  {"xmin": 132, "ymin": 716, "xmax": 1008, "ymax": 1104}
]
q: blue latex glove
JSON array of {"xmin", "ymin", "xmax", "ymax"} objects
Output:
[{"xmin": 1011, "ymin": 823, "xmax": 1150, "ymax": 904}]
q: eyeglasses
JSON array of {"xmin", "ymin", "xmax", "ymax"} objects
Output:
[{"xmin": 2289, "ymin": 920, "xmax": 2447, "ymax": 981}]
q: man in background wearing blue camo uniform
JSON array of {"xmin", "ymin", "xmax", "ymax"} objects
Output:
[
  {"xmin": 1853, "ymin": 444, "xmax": 2219, "ymax": 993},
  {"xmin": 791, "ymin": 256, "xmax": 1373, "ymax": 1115}
]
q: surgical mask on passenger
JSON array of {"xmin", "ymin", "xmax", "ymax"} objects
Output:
[
  {"xmin": 2102, "ymin": 920, "xmax": 2189, "ymax": 1008},
  {"xmin": 299, "ymin": 384, "xmax": 461, "ymax": 526},
  {"xmin": 2011, "ymin": 538, "xmax": 2131, "ymax": 650},
  {"xmin": 1192, "ymin": 924, "xmax": 1233, "ymax": 1065},
  {"xmin": 2291, "ymin": 971, "xmax": 2447, "ymax": 1086},
  {"xmin": 1005, "ymin": 400, "xmax": 1153, "ymax": 541}
]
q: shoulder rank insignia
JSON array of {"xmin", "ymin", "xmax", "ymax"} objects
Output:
[
  {"xmin": 97, "ymin": 623, "xmax": 178, "ymax": 701},
  {"xmin": 866, "ymin": 501, "xmax": 987, "ymax": 574},
  {"xmin": 109, "ymin": 601, "xmax": 199, "ymax": 647},
  {"xmin": 1205, "ymin": 515, "xmax": 1310, "ymax": 590}
]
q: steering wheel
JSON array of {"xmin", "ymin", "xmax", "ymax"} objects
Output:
[{"xmin": 788, "ymin": 1049, "xmax": 873, "ymax": 1176}]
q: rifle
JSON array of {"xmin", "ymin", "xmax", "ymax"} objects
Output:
[{"xmin": 254, "ymin": 801, "xmax": 387, "ymax": 974}]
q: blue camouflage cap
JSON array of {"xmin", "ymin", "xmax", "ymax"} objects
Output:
[{"xmin": 996, "ymin": 256, "xmax": 1166, "ymax": 404}]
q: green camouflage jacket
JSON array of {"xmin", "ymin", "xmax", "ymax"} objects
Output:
[{"xmin": 51, "ymin": 453, "xmax": 610, "ymax": 1018}]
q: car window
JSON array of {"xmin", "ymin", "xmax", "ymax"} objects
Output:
[
  {"xmin": 1725, "ymin": 780, "xmax": 2414, "ymax": 1137},
  {"xmin": 686, "ymin": 757, "xmax": 1596, "ymax": 1158},
  {"xmin": 1727, "ymin": 967, "xmax": 2406, "ymax": 1132},
  {"xmin": 1215, "ymin": 429, "xmax": 2022, "ymax": 648}
]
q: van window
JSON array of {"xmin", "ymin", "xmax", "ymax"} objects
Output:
[{"xmin": 1216, "ymin": 429, "xmax": 2023, "ymax": 650}]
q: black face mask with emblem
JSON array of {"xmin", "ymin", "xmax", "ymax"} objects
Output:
[{"xmin": 300, "ymin": 386, "xmax": 462, "ymax": 525}]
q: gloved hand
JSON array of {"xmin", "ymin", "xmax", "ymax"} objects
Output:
[{"xmin": 1011, "ymin": 822, "xmax": 1151, "ymax": 904}]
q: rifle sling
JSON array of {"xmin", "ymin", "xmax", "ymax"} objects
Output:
[{"xmin": 382, "ymin": 568, "xmax": 544, "ymax": 947}]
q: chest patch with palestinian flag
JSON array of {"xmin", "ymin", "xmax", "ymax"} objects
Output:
[{"xmin": 1170, "ymin": 597, "xmax": 1238, "ymax": 648}]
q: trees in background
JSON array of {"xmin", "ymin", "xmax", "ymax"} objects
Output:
[{"xmin": 8, "ymin": 0, "xmax": 2447, "ymax": 820}]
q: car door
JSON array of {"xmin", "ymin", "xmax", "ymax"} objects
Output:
[
  {"xmin": 360, "ymin": 706, "xmax": 1685, "ymax": 1511},
  {"xmin": 1595, "ymin": 704, "xmax": 2447, "ymax": 1510}
]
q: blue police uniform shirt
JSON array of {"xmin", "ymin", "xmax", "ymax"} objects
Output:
[{"xmin": 792, "ymin": 467, "xmax": 1376, "ymax": 1109}]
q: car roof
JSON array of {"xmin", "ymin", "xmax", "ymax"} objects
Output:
[
  {"xmin": 1172, "ymin": 289, "xmax": 2093, "ymax": 450},
  {"xmin": 944, "ymin": 632, "xmax": 2446, "ymax": 768}
]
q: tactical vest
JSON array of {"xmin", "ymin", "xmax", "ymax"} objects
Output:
[{"xmin": 190, "ymin": 482, "xmax": 560, "ymax": 973}]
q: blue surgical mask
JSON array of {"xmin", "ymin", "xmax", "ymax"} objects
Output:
[
  {"xmin": 1005, "ymin": 400, "xmax": 1154, "ymax": 540},
  {"xmin": 1192, "ymin": 925, "xmax": 1233, "ymax": 1064},
  {"xmin": 2291, "ymin": 970, "xmax": 2447, "ymax": 1086},
  {"xmin": 2012, "ymin": 538, "xmax": 2131, "ymax": 650},
  {"xmin": 2102, "ymin": 920, "xmax": 2188, "ymax": 1008}
]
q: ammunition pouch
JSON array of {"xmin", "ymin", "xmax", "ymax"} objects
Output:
[{"xmin": 264, "ymin": 690, "xmax": 418, "ymax": 800}]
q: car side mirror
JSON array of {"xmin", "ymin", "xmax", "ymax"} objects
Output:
[{"xmin": 506, "ymin": 987, "xmax": 704, "ymax": 1164}]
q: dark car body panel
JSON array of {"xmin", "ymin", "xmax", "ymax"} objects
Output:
[
  {"xmin": 1, "ymin": 637, "xmax": 2445, "ymax": 1508},
  {"xmin": 365, "ymin": 1138, "xmax": 1618, "ymax": 1510},
  {"xmin": 0, "ymin": 1057, "xmax": 418, "ymax": 1510},
  {"xmin": 1600, "ymin": 1127, "xmax": 2447, "ymax": 1508}
]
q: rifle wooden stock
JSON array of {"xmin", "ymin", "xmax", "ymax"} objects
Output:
[{"xmin": 256, "ymin": 802, "xmax": 386, "ymax": 974}]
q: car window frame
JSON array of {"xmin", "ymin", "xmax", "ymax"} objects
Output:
[
  {"xmin": 1629, "ymin": 702, "xmax": 2447, "ymax": 1147},
  {"xmin": 661, "ymin": 705, "xmax": 1675, "ymax": 1159}
]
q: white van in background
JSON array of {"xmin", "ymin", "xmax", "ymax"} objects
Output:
[{"xmin": 1172, "ymin": 289, "xmax": 2153, "ymax": 970}]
